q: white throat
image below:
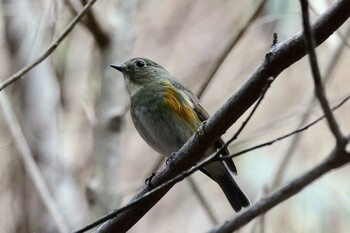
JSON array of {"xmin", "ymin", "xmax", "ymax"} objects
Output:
[{"xmin": 124, "ymin": 77, "xmax": 143, "ymax": 97}]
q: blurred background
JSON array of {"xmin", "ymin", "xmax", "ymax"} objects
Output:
[{"xmin": 0, "ymin": 0, "xmax": 349, "ymax": 232}]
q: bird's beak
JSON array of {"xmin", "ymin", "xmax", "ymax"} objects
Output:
[{"xmin": 110, "ymin": 64, "xmax": 127, "ymax": 73}]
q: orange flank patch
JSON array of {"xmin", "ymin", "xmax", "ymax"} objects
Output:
[{"xmin": 163, "ymin": 85, "xmax": 198, "ymax": 123}]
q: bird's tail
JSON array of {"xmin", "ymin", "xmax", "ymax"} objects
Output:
[{"xmin": 215, "ymin": 172, "xmax": 250, "ymax": 212}]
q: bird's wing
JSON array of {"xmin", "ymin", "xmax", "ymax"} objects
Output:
[{"xmin": 170, "ymin": 79, "xmax": 238, "ymax": 174}]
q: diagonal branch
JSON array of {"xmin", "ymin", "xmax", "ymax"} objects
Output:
[
  {"xmin": 147, "ymin": 0, "xmax": 268, "ymax": 221},
  {"xmin": 0, "ymin": 92, "xmax": 68, "ymax": 233},
  {"xmin": 0, "ymin": 0, "xmax": 98, "ymax": 91},
  {"xmin": 78, "ymin": 0, "xmax": 350, "ymax": 232},
  {"xmin": 79, "ymin": 0, "xmax": 110, "ymax": 48},
  {"xmin": 268, "ymin": 23, "xmax": 350, "ymax": 190},
  {"xmin": 226, "ymin": 93, "xmax": 350, "ymax": 159},
  {"xmin": 75, "ymin": 92, "xmax": 350, "ymax": 233},
  {"xmin": 197, "ymin": 0, "xmax": 267, "ymax": 98},
  {"xmin": 208, "ymin": 144, "xmax": 350, "ymax": 233}
]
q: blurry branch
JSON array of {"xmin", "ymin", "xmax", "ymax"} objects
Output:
[
  {"xmin": 0, "ymin": 0, "xmax": 98, "ymax": 91},
  {"xmin": 322, "ymin": 25, "xmax": 350, "ymax": 79},
  {"xmin": 79, "ymin": 90, "xmax": 350, "ymax": 233},
  {"xmin": 148, "ymin": 158, "xmax": 219, "ymax": 224},
  {"xmin": 76, "ymin": 155, "xmax": 219, "ymax": 233},
  {"xmin": 207, "ymin": 1, "xmax": 350, "ymax": 232},
  {"xmin": 264, "ymin": 22, "xmax": 350, "ymax": 194},
  {"xmin": 247, "ymin": 23, "xmax": 350, "ymax": 231},
  {"xmin": 148, "ymin": 0, "xmax": 267, "ymax": 219},
  {"xmin": 75, "ymin": 74, "xmax": 274, "ymax": 233},
  {"xmin": 251, "ymin": 24, "xmax": 350, "ymax": 225},
  {"xmin": 197, "ymin": 0, "xmax": 267, "ymax": 98},
  {"xmin": 300, "ymin": 0, "xmax": 345, "ymax": 145},
  {"xmin": 218, "ymin": 77, "xmax": 274, "ymax": 156},
  {"xmin": 80, "ymin": 0, "xmax": 110, "ymax": 48},
  {"xmin": 174, "ymin": 74, "xmax": 273, "ymax": 225},
  {"xmin": 74, "ymin": 0, "xmax": 350, "ymax": 232},
  {"xmin": 79, "ymin": 74, "xmax": 350, "ymax": 232},
  {"xmin": 208, "ymin": 143, "xmax": 350, "ymax": 233},
  {"xmin": 65, "ymin": 0, "xmax": 110, "ymax": 48},
  {"xmin": 77, "ymin": 88, "xmax": 350, "ymax": 233},
  {"xmin": 0, "ymin": 92, "xmax": 67, "ymax": 233},
  {"xmin": 246, "ymin": 28, "xmax": 350, "ymax": 232},
  {"xmin": 226, "ymin": 93, "xmax": 350, "ymax": 159},
  {"xmin": 187, "ymin": 178, "xmax": 218, "ymax": 224},
  {"xmin": 88, "ymin": 0, "xmax": 135, "ymax": 220},
  {"xmin": 64, "ymin": 0, "xmax": 79, "ymax": 15}
]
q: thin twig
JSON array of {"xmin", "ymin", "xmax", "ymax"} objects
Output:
[
  {"xmin": 300, "ymin": 0, "xmax": 345, "ymax": 145},
  {"xmin": 147, "ymin": 5, "xmax": 270, "ymax": 214},
  {"xmin": 75, "ymin": 85, "xmax": 350, "ymax": 233},
  {"xmin": 76, "ymin": 89, "xmax": 350, "ymax": 233},
  {"xmin": 0, "ymin": 0, "xmax": 98, "ymax": 91},
  {"xmin": 0, "ymin": 92, "xmax": 68, "ymax": 233},
  {"xmin": 207, "ymin": 145, "xmax": 350, "ymax": 233},
  {"xmin": 267, "ymin": 22, "xmax": 350, "ymax": 191},
  {"xmin": 147, "ymin": 162, "xmax": 219, "ymax": 225},
  {"xmin": 226, "ymin": 93, "xmax": 350, "ymax": 160},
  {"xmin": 217, "ymin": 77, "xmax": 274, "ymax": 157},
  {"xmin": 91, "ymin": 1, "xmax": 350, "ymax": 231},
  {"xmin": 271, "ymin": 32, "xmax": 278, "ymax": 47},
  {"xmin": 322, "ymin": 24, "xmax": 350, "ymax": 79},
  {"xmin": 74, "ymin": 76, "xmax": 280, "ymax": 233},
  {"xmin": 80, "ymin": 0, "xmax": 110, "ymax": 48},
  {"xmin": 75, "ymin": 152, "xmax": 219, "ymax": 233},
  {"xmin": 187, "ymin": 177, "xmax": 218, "ymax": 224},
  {"xmin": 197, "ymin": 0, "xmax": 267, "ymax": 98},
  {"xmin": 64, "ymin": 0, "xmax": 79, "ymax": 16}
]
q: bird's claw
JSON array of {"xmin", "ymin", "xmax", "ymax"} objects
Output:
[
  {"xmin": 197, "ymin": 120, "xmax": 207, "ymax": 135},
  {"xmin": 145, "ymin": 172, "xmax": 157, "ymax": 187},
  {"xmin": 166, "ymin": 153, "xmax": 176, "ymax": 168}
]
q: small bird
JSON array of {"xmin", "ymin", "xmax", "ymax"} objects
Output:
[{"xmin": 111, "ymin": 58, "xmax": 249, "ymax": 212}]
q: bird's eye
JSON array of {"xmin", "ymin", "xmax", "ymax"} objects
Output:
[{"xmin": 136, "ymin": 60, "xmax": 146, "ymax": 68}]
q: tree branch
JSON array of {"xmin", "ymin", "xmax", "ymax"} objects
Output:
[
  {"xmin": 0, "ymin": 0, "xmax": 98, "ymax": 91},
  {"xmin": 208, "ymin": 144, "xmax": 350, "ymax": 233},
  {"xmin": 76, "ymin": 0, "xmax": 350, "ymax": 232},
  {"xmin": 75, "ymin": 92, "xmax": 350, "ymax": 233},
  {"xmin": 226, "ymin": 93, "xmax": 350, "ymax": 159},
  {"xmin": 300, "ymin": 0, "xmax": 346, "ymax": 145},
  {"xmin": 197, "ymin": 0, "xmax": 267, "ymax": 98},
  {"xmin": 262, "ymin": 22, "xmax": 350, "ymax": 197},
  {"xmin": 0, "ymin": 92, "xmax": 68, "ymax": 233}
]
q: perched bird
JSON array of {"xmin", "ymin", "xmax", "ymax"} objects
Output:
[{"xmin": 111, "ymin": 58, "xmax": 249, "ymax": 211}]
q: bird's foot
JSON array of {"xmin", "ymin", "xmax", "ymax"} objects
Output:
[
  {"xmin": 166, "ymin": 153, "xmax": 176, "ymax": 168},
  {"xmin": 145, "ymin": 172, "xmax": 157, "ymax": 187},
  {"xmin": 197, "ymin": 120, "xmax": 207, "ymax": 135}
]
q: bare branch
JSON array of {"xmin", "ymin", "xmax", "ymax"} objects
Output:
[
  {"xmin": 218, "ymin": 76, "xmax": 274, "ymax": 156},
  {"xmin": 75, "ymin": 0, "xmax": 350, "ymax": 232},
  {"xmin": 75, "ymin": 93, "xmax": 350, "ymax": 233},
  {"xmin": 227, "ymin": 94, "xmax": 350, "ymax": 159},
  {"xmin": 197, "ymin": 0, "xmax": 267, "ymax": 98},
  {"xmin": 266, "ymin": 22, "xmax": 350, "ymax": 193},
  {"xmin": 0, "ymin": 92, "xmax": 68, "ymax": 233},
  {"xmin": 208, "ymin": 145, "xmax": 350, "ymax": 233},
  {"xmin": 187, "ymin": 177, "xmax": 218, "ymax": 224},
  {"xmin": 0, "ymin": 0, "xmax": 98, "ymax": 91},
  {"xmin": 79, "ymin": 0, "xmax": 110, "ymax": 48},
  {"xmin": 300, "ymin": 0, "xmax": 345, "ymax": 145}
]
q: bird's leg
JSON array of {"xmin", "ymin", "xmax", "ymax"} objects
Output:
[
  {"xmin": 197, "ymin": 120, "xmax": 207, "ymax": 135},
  {"xmin": 166, "ymin": 152, "xmax": 177, "ymax": 168}
]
